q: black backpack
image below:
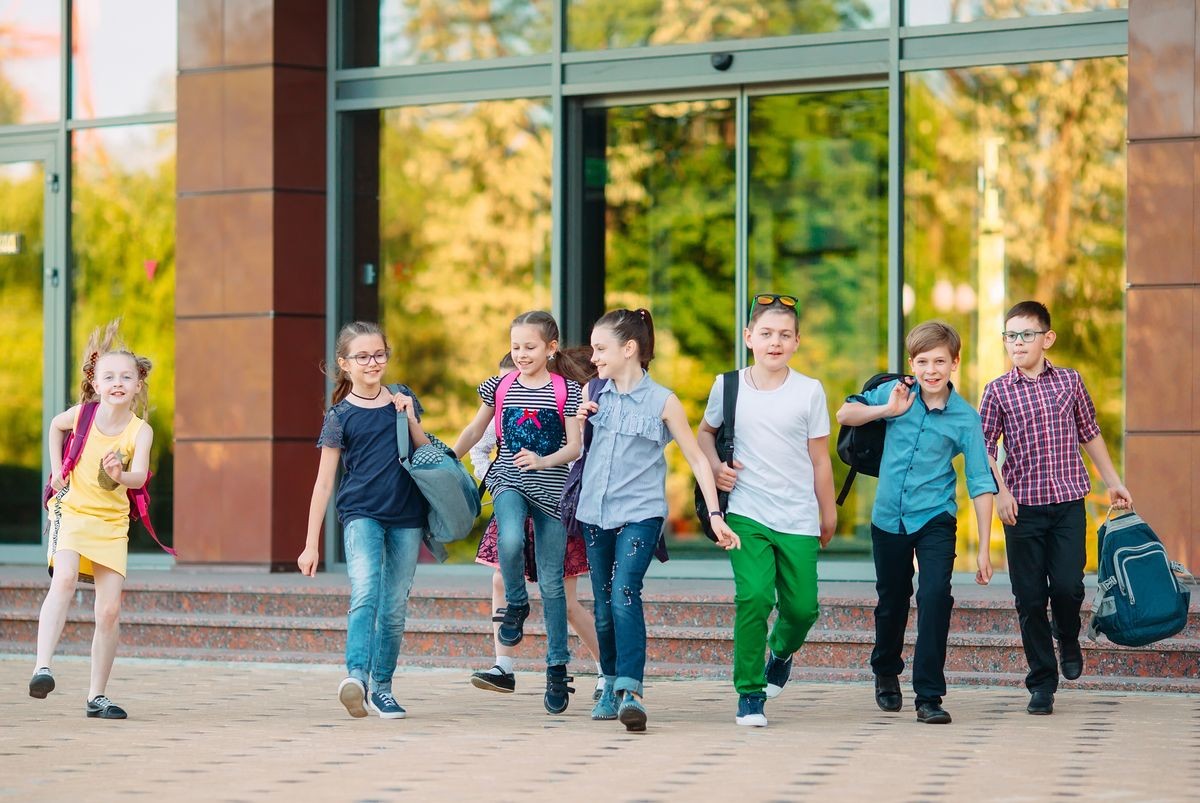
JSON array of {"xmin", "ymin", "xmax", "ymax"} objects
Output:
[
  {"xmin": 835, "ymin": 372, "xmax": 909, "ymax": 506},
  {"xmin": 694, "ymin": 370, "xmax": 739, "ymax": 541}
]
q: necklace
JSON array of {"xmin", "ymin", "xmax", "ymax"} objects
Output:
[{"xmin": 349, "ymin": 388, "xmax": 382, "ymax": 401}]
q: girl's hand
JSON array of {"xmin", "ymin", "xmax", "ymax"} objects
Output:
[
  {"xmin": 710, "ymin": 517, "xmax": 740, "ymax": 551},
  {"xmin": 883, "ymin": 378, "xmax": 916, "ymax": 418},
  {"xmin": 50, "ymin": 473, "xmax": 67, "ymax": 492},
  {"xmin": 297, "ymin": 547, "xmax": 320, "ymax": 577},
  {"xmin": 102, "ymin": 451, "xmax": 124, "ymax": 483},
  {"xmin": 513, "ymin": 448, "xmax": 543, "ymax": 471},
  {"xmin": 975, "ymin": 551, "xmax": 993, "ymax": 585},
  {"xmin": 714, "ymin": 460, "xmax": 743, "ymax": 493},
  {"xmin": 576, "ymin": 400, "xmax": 599, "ymax": 422},
  {"xmin": 392, "ymin": 392, "xmax": 416, "ymax": 415}
]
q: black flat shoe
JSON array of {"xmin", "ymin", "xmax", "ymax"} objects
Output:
[
  {"xmin": 874, "ymin": 675, "xmax": 902, "ymax": 712},
  {"xmin": 29, "ymin": 668, "xmax": 54, "ymax": 699},
  {"xmin": 1060, "ymin": 642, "xmax": 1084, "ymax": 681},
  {"xmin": 916, "ymin": 703, "xmax": 952, "ymax": 724},
  {"xmin": 1027, "ymin": 691, "xmax": 1054, "ymax": 715},
  {"xmin": 470, "ymin": 666, "xmax": 516, "ymax": 693}
]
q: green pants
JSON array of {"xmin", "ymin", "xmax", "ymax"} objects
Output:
[{"xmin": 727, "ymin": 513, "xmax": 820, "ymax": 696}]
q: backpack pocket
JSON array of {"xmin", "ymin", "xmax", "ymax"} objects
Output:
[{"xmin": 1113, "ymin": 542, "xmax": 1188, "ymax": 643}]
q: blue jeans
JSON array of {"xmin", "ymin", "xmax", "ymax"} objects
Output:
[
  {"xmin": 343, "ymin": 518, "xmax": 423, "ymax": 693},
  {"xmin": 583, "ymin": 518, "xmax": 663, "ymax": 697},
  {"xmin": 493, "ymin": 490, "xmax": 570, "ymax": 667}
]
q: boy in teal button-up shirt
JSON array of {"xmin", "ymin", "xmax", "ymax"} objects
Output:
[{"xmin": 837, "ymin": 321, "xmax": 997, "ymax": 725}]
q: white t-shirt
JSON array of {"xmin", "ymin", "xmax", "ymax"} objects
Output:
[{"xmin": 702, "ymin": 368, "xmax": 831, "ymax": 536}]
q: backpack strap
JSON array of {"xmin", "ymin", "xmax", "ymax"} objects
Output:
[
  {"xmin": 492, "ymin": 371, "xmax": 520, "ymax": 441},
  {"xmin": 836, "ymin": 469, "xmax": 857, "ymax": 507},
  {"xmin": 389, "ymin": 384, "xmax": 412, "ymax": 464},
  {"xmin": 582, "ymin": 378, "xmax": 605, "ymax": 453},
  {"xmin": 128, "ymin": 478, "xmax": 177, "ymax": 557},
  {"xmin": 717, "ymin": 369, "xmax": 739, "ymax": 463},
  {"xmin": 61, "ymin": 402, "xmax": 100, "ymax": 478},
  {"xmin": 550, "ymin": 372, "xmax": 567, "ymax": 421}
]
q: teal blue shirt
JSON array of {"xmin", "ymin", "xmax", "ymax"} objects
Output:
[{"xmin": 857, "ymin": 380, "xmax": 997, "ymax": 534}]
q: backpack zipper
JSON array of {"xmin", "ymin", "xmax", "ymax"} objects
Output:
[{"xmin": 1113, "ymin": 542, "xmax": 1171, "ymax": 606}]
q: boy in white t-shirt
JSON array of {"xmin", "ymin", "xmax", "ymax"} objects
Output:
[{"xmin": 698, "ymin": 294, "xmax": 837, "ymax": 728}]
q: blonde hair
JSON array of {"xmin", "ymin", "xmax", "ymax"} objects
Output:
[
  {"xmin": 906, "ymin": 321, "xmax": 961, "ymax": 361},
  {"xmin": 79, "ymin": 319, "xmax": 152, "ymax": 417}
]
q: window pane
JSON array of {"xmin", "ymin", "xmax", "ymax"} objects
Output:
[
  {"xmin": 344, "ymin": 0, "xmax": 553, "ymax": 68},
  {"xmin": 584, "ymin": 100, "xmax": 736, "ymax": 552},
  {"xmin": 907, "ymin": 0, "xmax": 1125, "ymax": 26},
  {"xmin": 0, "ymin": 3, "xmax": 61, "ymax": 124},
  {"xmin": 72, "ymin": 0, "xmax": 177, "ymax": 119},
  {"xmin": 905, "ymin": 59, "xmax": 1127, "ymax": 568},
  {"xmin": 747, "ymin": 88, "xmax": 888, "ymax": 548},
  {"xmin": 569, "ymin": 0, "xmax": 888, "ymax": 51},
  {"xmin": 72, "ymin": 124, "xmax": 176, "ymax": 551}
]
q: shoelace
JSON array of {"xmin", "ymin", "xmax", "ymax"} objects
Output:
[
  {"xmin": 90, "ymin": 695, "xmax": 113, "ymax": 708},
  {"xmin": 375, "ymin": 692, "xmax": 399, "ymax": 708}
]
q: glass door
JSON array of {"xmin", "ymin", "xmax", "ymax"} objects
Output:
[{"xmin": 0, "ymin": 141, "xmax": 62, "ymax": 559}]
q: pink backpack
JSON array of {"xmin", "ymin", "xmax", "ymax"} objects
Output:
[{"xmin": 492, "ymin": 371, "xmax": 568, "ymax": 441}]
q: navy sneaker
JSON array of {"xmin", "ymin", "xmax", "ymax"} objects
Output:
[
  {"xmin": 735, "ymin": 694, "xmax": 768, "ymax": 727},
  {"xmin": 494, "ymin": 603, "xmax": 531, "ymax": 647},
  {"xmin": 85, "ymin": 695, "xmax": 127, "ymax": 719},
  {"xmin": 29, "ymin": 668, "xmax": 54, "ymax": 699},
  {"xmin": 338, "ymin": 677, "xmax": 368, "ymax": 718},
  {"xmin": 368, "ymin": 691, "xmax": 407, "ymax": 719},
  {"xmin": 544, "ymin": 665, "xmax": 575, "ymax": 714},
  {"xmin": 617, "ymin": 691, "xmax": 647, "ymax": 732},
  {"xmin": 591, "ymin": 685, "xmax": 618, "ymax": 720},
  {"xmin": 764, "ymin": 652, "xmax": 793, "ymax": 699},
  {"xmin": 470, "ymin": 665, "xmax": 516, "ymax": 693}
]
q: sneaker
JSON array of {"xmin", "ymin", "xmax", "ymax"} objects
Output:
[
  {"xmin": 735, "ymin": 694, "xmax": 768, "ymax": 727},
  {"xmin": 368, "ymin": 691, "xmax": 407, "ymax": 719},
  {"xmin": 494, "ymin": 603, "xmax": 531, "ymax": 647},
  {"xmin": 764, "ymin": 652, "xmax": 793, "ymax": 699},
  {"xmin": 338, "ymin": 676, "xmax": 368, "ymax": 718},
  {"xmin": 470, "ymin": 665, "xmax": 516, "ymax": 694},
  {"xmin": 29, "ymin": 668, "xmax": 55, "ymax": 699},
  {"xmin": 617, "ymin": 691, "xmax": 648, "ymax": 732},
  {"xmin": 544, "ymin": 665, "xmax": 575, "ymax": 714},
  {"xmin": 591, "ymin": 685, "xmax": 618, "ymax": 720},
  {"xmin": 85, "ymin": 695, "xmax": 127, "ymax": 719},
  {"xmin": 593, "ymin": 675, "xmax": 607, "ymax": 702}
]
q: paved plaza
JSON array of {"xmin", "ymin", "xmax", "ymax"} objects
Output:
[{"xmin": 1, "ymin": 657, "xmax": 1197, "ymax": 802}]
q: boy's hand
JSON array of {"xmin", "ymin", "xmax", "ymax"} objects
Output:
[
  {"xmin": 576, "ymin": 400, "xmax": 599, "ymax": 421},
  {"xmin": 882, "ymin": 378, "xmax": 916, "ymax": 418},
  {"xmin": 996, "ymin": 490, "xmax": 1018, "ymax": 526},
  {"xmin": 513, "ymin": 448, "xmax": 543, "ymax": 471},
  {"xmin": 297, "ymin": 547, "xmax": 319, "ymax": 577},
  {"xmin": 391, "ymin": 392, "xmax": 416, "ymax": 415},
  {"xmin": 1109, "ymin": 484, "xmax": 1133, "ymax": 510},
  {"xmin": 975, "ymin": 551, "xmax": 993, "ymax": 585},
  {"xmin": 102, "ymin": 450, "xmax": 124, "ymax": 483},
  {"xmin": 818, "ymin": 509, "xmax": 837, "ymax": 548},
  {"xmin": 710, "ymin": 517, "xmax": 740, "ymax": 551},
  {"xmin": 713, "ymin": 460, "xmax": 743, "ymax": 492}
]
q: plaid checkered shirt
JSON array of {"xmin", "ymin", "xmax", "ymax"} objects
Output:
[{"xmin": 979, "ymin": 360, "xmax": 1102, "ymax": 506}]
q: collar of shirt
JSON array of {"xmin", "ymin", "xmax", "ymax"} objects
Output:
[
  {"xmin": 916, "ymin": 381, "xmax": 962, "ymax": 415},
  {"xmin": 597, "ymin": 371, "xmax": 652, "ymax": 401},
  {"xmin": 1006, "ymin": 358, "xmax": 1056, "ymax": 385}
]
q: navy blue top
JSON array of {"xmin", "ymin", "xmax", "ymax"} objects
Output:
[{"xmin": 317, "ymin": 393, "xmax": 426, "ymax": 529}]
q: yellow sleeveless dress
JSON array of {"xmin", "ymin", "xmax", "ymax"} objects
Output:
[{"xmin": 46, "ymin": 409, "xmax": 147, "ymax": 580}]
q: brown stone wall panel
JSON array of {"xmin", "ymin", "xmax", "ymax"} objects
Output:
[
  {"xmin": 173, "ymin": 440, "xmax": 272, "ymax": 563},
  {"xmin": 176, "ymin": 194, "xmax": 226, "ymax": 316},
  {"xmin": 274, "ymin": 0, "xmax": 327, "ymax": 68},
  {"xmin": 273, "ymin": 68, "xmax": 326, "ymax": 192},
  {"xmin": 223, "ymin": 0, "xmax": 275, "ymax": 66},
  {"xmin": 176, "ymin": 317, "xmax": 274, "ymax": 439},
  {"xmin": 177, "ymin": 72, "xmax": 224, "ymax": 193},
  {"xmin": 222, "ymin": 67, "xmax": 275, "ymax": 189},
  {"xmin": 270, "ymin": 440, "xmax": 322, "ymax": 563},
  {"xmin": 1129, "ymin": 0, "xmax": 1197, "ymax": 140},
  {"xmin": 179, "ymin": 0, "xmax": 224, "ymax": 70},
  {"xmin": 1125, "ymin": 434, "xmax": 1196, "ymax": 570},
  {"xmin": 273, "ymin": 192, "xmax": 325, "ymax": 315},
  {"xmin": 222, "ymin": 192, "xmax": 275, "ymax": 313},
  {"xmin": 1126, "ymin": 288, "xmax": 1194, "ymax": 432},
  {"xmin": 1127, "ymin": 141, "xmax": 1195, "ymax": 286},
  {"xmin": 272, "ymin": 316, "xmax": 327, "ymax": 438}
]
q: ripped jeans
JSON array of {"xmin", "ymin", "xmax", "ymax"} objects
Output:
[{"xmin": 582, "ymin": 518, "xmax": 663, "ymax": 697}]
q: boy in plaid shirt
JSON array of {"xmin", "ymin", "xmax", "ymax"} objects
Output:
[{"xmin": 979, "ymin": 301, "xmax": 1132, "ymax": 716}]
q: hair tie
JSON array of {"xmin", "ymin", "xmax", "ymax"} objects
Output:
[
  {"xmin": 637, "ymin": 309, "xmax": 647, "ymax": 320},
  {"xmin": 84, "ymin": 351, "xmax": 98, "ymax": 384},
  {"xmin": 137, "ymin": 362, "xmax": 148, "ymax": 380}
]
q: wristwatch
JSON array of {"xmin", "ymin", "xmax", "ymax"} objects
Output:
[{"xmin": 709, "ymin": 511, "xmax": 725, "ymax": 519}]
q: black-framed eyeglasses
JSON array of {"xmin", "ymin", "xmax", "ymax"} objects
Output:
[
  {"xmin": 348, "ymin": 350, "xmax": 391, "ymax": 366},
  {"xmin": 749, "ymin": 294, "xmax": 798, "ymax": 315},
  {"xmin": 1001, "ymin": 330, "xmax": 1048, "ymax": 344}
]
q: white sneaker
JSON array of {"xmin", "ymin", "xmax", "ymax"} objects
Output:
[{"xmin": 338, "ymin": 677, "xmax": 368, "ymax": 718}]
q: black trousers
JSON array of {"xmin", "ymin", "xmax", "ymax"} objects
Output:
[
  {"xmin": 870, "ymin": 512, "xmax": 957, "ymax": 707},
  {"xmin": 1004, "ymin": 499, "xmax": 1086, "ymax": 693}
]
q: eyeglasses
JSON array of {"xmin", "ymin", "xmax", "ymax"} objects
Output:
[
  {"xmin": 750, "ymin": 294, "xmax": 798, "ymax": 315},
  {"xmin": 1001, "ymin": 330, "xmax": 1048, "ymax": 344},
  {"xmin": 347, "ymin": 350, "xmax": 391, "ymax": 366}
]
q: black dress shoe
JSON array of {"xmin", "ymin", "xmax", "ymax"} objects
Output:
[
  {"xmin": 1060, "ymin": 642, "xmax": 1084, "ymax": 680},
  {"xmin": 1027, "ymin": 690, "xmax": 1054, "ymax": 715},
  {"xmin": 916, "ymin": 702, "xmax": 952, "ymax": 724},
  {"xmin": 874, "ymin": 675, "xmax": 902, "ymax": 712}
]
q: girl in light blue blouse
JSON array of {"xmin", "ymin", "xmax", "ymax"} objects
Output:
[{"xmin": 575, "ymin": 308, "xmax": 739, "ymax": 732}]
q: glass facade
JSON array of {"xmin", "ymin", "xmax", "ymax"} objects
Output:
[
  {"xmin": 71, "ymin": 0, "xmax": 177, "ymax": 118},
  {"xmin": 0, "ymin": 3, "xmax": 61, "ymax": 124},
  {"xmin": 907, "ymin": 0, "xmax": 1126, "ymax": 26}
]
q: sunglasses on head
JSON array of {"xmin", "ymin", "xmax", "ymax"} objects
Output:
[{"xmin": 749, "ymin": 294, "xmax": 798, "ymax": 315}]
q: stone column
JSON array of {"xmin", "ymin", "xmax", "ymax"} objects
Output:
[
  {"xmin": 174, "ymin": 0, "xmax": 327, "ymax": 568},
  {"xmin": 1125, "ymin": 0, "xmax": 1200, "ymax": 567}
]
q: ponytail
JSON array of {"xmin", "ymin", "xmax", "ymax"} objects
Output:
[{"xmin": 554, "ymin": 345, "xmax": 597, "ymax": 385}]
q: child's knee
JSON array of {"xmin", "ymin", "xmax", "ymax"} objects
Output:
[{"xmin": 94, "ymin": 599, "xmax": 121, "ymax": 630}]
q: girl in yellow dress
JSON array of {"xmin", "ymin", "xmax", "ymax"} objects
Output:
[{"xmin": 30, "ymin": 321, "xmax": 154, "ymax": 720}]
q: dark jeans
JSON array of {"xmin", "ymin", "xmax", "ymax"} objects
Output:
[
  {"xmin": 1003, "ymin": 499, "xmax": 1086, "ymax": 693},
  {"xmin": 870, "ymin": 512, "xmax": 957, "ymax": 708}
]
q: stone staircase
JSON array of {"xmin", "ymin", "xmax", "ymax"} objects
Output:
[{"xmin": 1, "ymin": 566, "xmax": 1197, "ymax": 692}]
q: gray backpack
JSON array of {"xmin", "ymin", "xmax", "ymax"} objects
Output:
[{"xmin": 393, "ymin": 405, "xmax": 481, "ymax": 544}]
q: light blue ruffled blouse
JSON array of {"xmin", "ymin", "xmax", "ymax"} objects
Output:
[{"xmin": 576, "ymin": 372, "xmax": 674, "ymax": 530}]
